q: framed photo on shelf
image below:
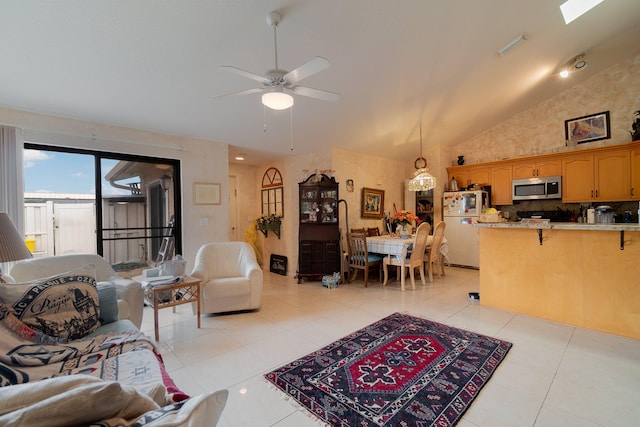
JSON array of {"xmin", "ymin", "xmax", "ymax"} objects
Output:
[
  {"xmin": 361, "ymin": 187, "xmax": 385, "ymax": 219},
  {"xmin": 193, "ymin": 182, "xmax": 221, "ymax": 205},
  {"xmin": 565, "ymin": 111, "xmax": 610, "ymax": 145}
]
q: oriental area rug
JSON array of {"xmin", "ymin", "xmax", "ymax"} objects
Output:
[{"xmin": 264, "ymin": 312, "xmax": 512, "ymax": 426}]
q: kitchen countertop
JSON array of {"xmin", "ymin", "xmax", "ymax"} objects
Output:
[{"xmin": 475, "ymin": 221, "xmax": 640, "ymax": 231}]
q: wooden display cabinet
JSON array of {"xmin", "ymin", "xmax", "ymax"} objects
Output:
[{"xmin": 297, "ymin": 173, "xmax": 340, "ymax": 283}]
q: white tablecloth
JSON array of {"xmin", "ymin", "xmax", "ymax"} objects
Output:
[{"xmin": 366, "ymin": 235, "xmax": 449, "ymax": 262}]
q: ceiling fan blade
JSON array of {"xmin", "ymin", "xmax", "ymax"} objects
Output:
[
  {"xmin": 284, "ymin": 57, "xmax": 330, "ymax": 84},
  {"xmin": 213, "ymin": 88, "xmax": 263, "ymax": 100},
  {"xmin": 220, "ymin": 66, "xmax": 270, "ymax": 84},
  {"xmin": 291, "ymin": 85, "xmax": 341, "ymax": 102}
]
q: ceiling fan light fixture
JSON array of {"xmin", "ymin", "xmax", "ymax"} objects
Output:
[{"xmin": 262, "ymin": 91, "xmax": 294, "ymax": 110}]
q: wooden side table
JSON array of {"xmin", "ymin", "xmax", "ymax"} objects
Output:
[{"xmin": 140, "ymin": 276, "xmax": 201, "ymax": 341}]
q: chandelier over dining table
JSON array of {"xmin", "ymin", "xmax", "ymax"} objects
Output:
[{"xmin": 408, "ymin": 121, "xmax": 437, "ymax": 191}]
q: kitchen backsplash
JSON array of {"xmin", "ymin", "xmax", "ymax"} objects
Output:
[{"xmin": 496, "ymin": 200, "xmax": 639, "ymax": 223}]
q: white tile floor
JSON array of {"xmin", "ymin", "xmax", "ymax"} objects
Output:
[{"xmin": 140, "ymin": 268, "xmax": 640, "ymax": 427}]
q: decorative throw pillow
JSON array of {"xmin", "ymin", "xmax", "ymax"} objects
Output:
[
  {"xmin": 0, "ymin": 265, "xmax": 100, "ymax": 341},
  {"xmin": 97, "ymin": 282, "xmax": 119, "ymax": 324}
]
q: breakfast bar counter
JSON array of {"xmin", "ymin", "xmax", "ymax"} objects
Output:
[{"xmin": 476, "ymin": 222, "xmax": 640, "ymax": 339}]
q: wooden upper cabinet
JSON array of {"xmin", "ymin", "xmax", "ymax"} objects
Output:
[
  {"xmin": 562, "ymin": 154, "xmax": 594, "ymax": 202},
  {"xmin": 595, "ymin": 150, "xmax": 630, "ymax": 201},
  {"xmin": 448, "ymin": 170, "xmax": 470, "ymax": 190},
  {"xmin": 631, "ymin": 145, "xmax": 640, "ymax": 200},
  {"xmin": 562, "ymin": 149, "xmax": 630, "ymax": 202},
  {"xmin": 469, "ymin": 167, "xmax": 491, "ymax": 186},
  {"xmin": 491, "ymin": 165, "xmax": 512, "ymax": 205},
  {"xmin": 446, "ymin": 142, "xmax": 639, "ymax": 202},
  {"xmin": 512, "ymin": 159, "xmax": 561, "ymax": 179}
]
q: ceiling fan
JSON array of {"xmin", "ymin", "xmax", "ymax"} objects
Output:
[{"xmin": 217, "ymin": 11, "xmax": 340, "ymax": 110}]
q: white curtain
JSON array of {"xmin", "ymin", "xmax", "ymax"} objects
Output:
[{"xmin": 0, "ymin": 126, "xmax": 25, "ymax": 235}]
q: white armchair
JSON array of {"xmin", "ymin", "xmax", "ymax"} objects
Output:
[
  {"xmin": 191, "ymin": 242, "xmax": 263, "ymax": 314},
  {"xmin": 10, "ymin": 254, "xmax": 144, "ymax": 328}
]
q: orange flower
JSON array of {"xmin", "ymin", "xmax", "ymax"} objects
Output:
[{"xmin": 391, "ymin": 210, "xmax": 420, "ymax": 225}]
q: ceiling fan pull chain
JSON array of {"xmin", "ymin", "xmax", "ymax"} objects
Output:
[
  {"xmin": 263, "ymin": 105, "xmax": 267, "ymax": 133},
  {"xmin": 290, "ymin": 106, "xmax": 294, "ymax": 151}
]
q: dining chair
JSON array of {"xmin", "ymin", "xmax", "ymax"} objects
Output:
[
  {"xmin": 424, "ymin": 221, "xmax": 447, "ymax": 282},
  {"xmin": 383, "ymin": 222, "xmax": 431, "ymax": 291},
  {"xmin": 347, "ymin": 232, "xmax": 383, "ymax": 287},
  {"xmin": 366, "ymin": 227, "xmax": 380, "ymax": 236},
  {"xmin": 351, "ymin": 228, "xmax": 366, "ymax": 234}
]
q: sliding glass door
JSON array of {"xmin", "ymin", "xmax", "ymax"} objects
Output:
[{"xmin": 24, "ymin": 143, "xmax": 181, "ymax": 269}]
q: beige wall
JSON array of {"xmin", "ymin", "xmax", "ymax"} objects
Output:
[
  {"xmin": 448, "ymin": 52, "xmax": 640, "ymax": 165},
  {"xmin": 256, "ymin": 147, "xmax": 407, "ymax": 277}
]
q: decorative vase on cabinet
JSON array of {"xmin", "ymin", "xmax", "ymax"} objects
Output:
[{"xmin": 297, "ymin": 173, "xmax": 340, "ymax": 284}]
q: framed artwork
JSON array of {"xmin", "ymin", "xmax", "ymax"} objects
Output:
[
  {"xmin": 346, "ymin": 179, "xmax": 354, "ymax": 192},
  {"xmin": 565, "ymin": 111, "xmax": 611, "ymax": 145},
  {"xmin": 193, "ymin": 182, "xmax": 221, "ymax": 205},
  {"xmin": 361, "ymin": 187, "xmax": 385, "ymax": 219}
]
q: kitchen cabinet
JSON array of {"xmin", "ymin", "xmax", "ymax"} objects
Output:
[
  {"xmin": 297, "ymin": 173, "xmax": 340, "ymax": 283},
  {"xmin": 448, "ymin": 170, "xmax": 470, "ymax": 190},
  {"xmin": 512, "ymin": 159, "xmax": 561, "ymax": 179},
  {"xmin": 631, "ymin": 145, "xmax": 640, "ymax": 200},
  {"xmin": 446, "ymin": 167, "xmax": 490, "ymax": 190},
  {"xmin": 469, "ymin": 167, "xmax": 491, "ymax": 186},
  {"xmin": 562, "ymin": 149, "xmax": 630, "ymax": 202},
  {"xmin": 491, "ymin": 165, "xmax": 513, "ymax": 205}
]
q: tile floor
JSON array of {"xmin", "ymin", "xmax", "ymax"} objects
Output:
[{"xmin": 140, "ymin": 268, "xmax": 640, "ymax": 427}]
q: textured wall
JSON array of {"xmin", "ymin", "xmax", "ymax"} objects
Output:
[{"xmin": 449, "ymin": 52, "xmax": 640, "ymax": 165}]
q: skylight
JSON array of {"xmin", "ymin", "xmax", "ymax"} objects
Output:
[{"xmin": 560, "ymin": 0, "xmax": 605, "ymax": 24}]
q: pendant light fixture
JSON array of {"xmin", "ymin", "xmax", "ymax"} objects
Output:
[{"xmin": 408, "ymin": 122, "xmax": 437, "ymax": 192}]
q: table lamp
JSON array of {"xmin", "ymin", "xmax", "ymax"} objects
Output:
[{"xmin": 0, "ymin": 212, "xmax": 33, "ymax": 282}]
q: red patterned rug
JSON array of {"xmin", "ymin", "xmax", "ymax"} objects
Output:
[{"xmin": 264, "ymin": 312, "xmax": 512, "ymax": 426}]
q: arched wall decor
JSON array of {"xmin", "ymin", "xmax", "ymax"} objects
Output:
[
  {"xmin": 261, "ymin": 167, "xmax": 284, "ymax": 217},
  {"xmin": 259, "ymin": 167, "xmax": 284, "ymax": 238}
]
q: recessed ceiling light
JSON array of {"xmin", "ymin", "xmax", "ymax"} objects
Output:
[
  {"xmin": 560, "ymin": 0, "xmax": 605, "ymax": 24},
  {"xmin": 235, "ymin": 154, "xmax": 245, "ymax": 161},
  {"xmin": 559, "ymin": 53, "xmax": 587, "ymax": 78}
]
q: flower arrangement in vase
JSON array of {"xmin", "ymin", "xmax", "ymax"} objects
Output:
[{"xmin": 391, "ymin": 210, "xmax": 420, "ymax": 238}]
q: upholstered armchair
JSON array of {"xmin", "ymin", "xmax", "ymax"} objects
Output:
[
  {"xmin": 190, "ymin": 242, "xmax": 263, "ymax": 314},
  {"xmin": 10, "ymin": 253, "xmax": 144, "ymax": 328}
]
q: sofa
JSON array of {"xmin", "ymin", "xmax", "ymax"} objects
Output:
[
  {"xmin": 10, "ymin": 253, "xmax": 144, "ymax": 330},
  {"xmin": 191, "ymin": 242, "xmax": 263, "ymax": 314},
  {"xmin": 0, "ymin": 254, "xmax": 227, "ymax": 426}
]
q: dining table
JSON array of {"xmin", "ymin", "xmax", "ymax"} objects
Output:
[{"xmin": 366, "ymin": 234, "xmax": 449, "ymax": 263}]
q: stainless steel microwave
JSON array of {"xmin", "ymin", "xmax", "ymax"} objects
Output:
[{"xmin": 512, "ymin": 176, "xmax": 562, "ymax": 200}]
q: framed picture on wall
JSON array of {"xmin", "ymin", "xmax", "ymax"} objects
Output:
[
  {"xmin": 565, "ymin": 111, "xmax": 611, "ymax": 145},
  {"xmin": 193, "ymin": 182, "xmax": 221, "ymax": 205},
  {"xmin": 361, "ymin": 187, "xmax": 385, "ymax": 219}
]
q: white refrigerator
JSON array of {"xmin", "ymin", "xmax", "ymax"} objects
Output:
[{"xmin": 442, "ymin": 190, "xmax": 488, "ymax": 268}]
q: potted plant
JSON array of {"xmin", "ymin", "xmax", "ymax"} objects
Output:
[{"xmin": 257, "ymin": 213, "xmax": 282, "ymax": 239}]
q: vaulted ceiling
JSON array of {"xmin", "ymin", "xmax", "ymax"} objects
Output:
[{"xmin": 1, "ymin": 1, "xmax": 639, "ymax": 165}]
